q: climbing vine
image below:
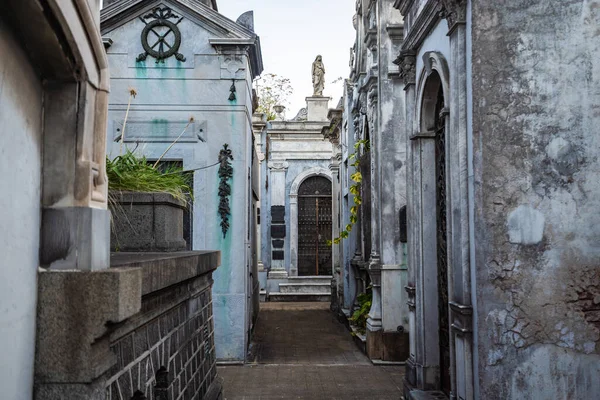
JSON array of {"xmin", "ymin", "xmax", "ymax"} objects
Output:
[
  {"xmin": 327, "ymin": 139, "xmax": 370, "ymax": 246},
  {"xmin": 218, "ymin": 144, "xmax": 234, "ymax": 238}
]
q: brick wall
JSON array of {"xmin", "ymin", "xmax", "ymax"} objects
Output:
[
  {"xmin": 106, "ymin": 282, "xmax": 218, "ymax": 400},
  {"xmin": 34, "ymin": 252, "xmax": 221, "ymax": 400}
]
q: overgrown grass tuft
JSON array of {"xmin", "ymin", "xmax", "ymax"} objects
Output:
[{"xmin": 106, "ymin": 150, "xmax": 192, "ymax": 203}]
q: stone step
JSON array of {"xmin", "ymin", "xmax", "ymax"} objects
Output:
[
  {"xmin": 279, "ymin": 283, "xmax": 331, "ymax": 294},
  {"xmin": 287, "ymin": 276, "xmax": 332, "ymax": 284},
  {"xmin": 268, "ymin": 292, "xmax": 331, "ymax": 302}
]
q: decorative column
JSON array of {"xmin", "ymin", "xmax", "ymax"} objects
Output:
[
  {"xmin": 350, "ymin": 113, "xmax": 366, "ymax": 313},
  {"xmin": 252, "ymin": 113, "xmax": 267, "ymax": 273},
  {"xmin": 366, "ymin": 84, "xmax": 383, "ymax": 340},
  {"xmin": 325, "ymin": 111, "xmax": 343, "ymax": 308},
  {"xmin": 268, "ymin": 161, "xmax": 289, "ymax": 278},
  {"xmin": 395, "ymin": 48, "xmax": 419, "ymax": 391},
  {"xmin": 441, "ymin": 1, "xmax": 474, "ymax": 399}
]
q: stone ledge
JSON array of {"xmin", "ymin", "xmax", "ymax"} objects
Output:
[
  {"xmin": 35, "ymin": 267, "xmax": 142, "ymax": 384},
  {"xmin": 111, "ymin": 251, "xmax": 221, "ymax": 296}
]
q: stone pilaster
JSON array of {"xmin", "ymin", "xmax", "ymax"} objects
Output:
[
  {"xmin": 268, "ymin": 161, "xmax": 289, "ymax": 278},
  {"xmin": 441, "ymin": 1, "xmax": 473, "ymax": 398},
  {"xmin": 366, "ymin": 84, "xmax": 382, "ymax": 334}
]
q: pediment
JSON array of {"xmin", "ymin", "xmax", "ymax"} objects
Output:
[{"xmin": 101, "ymin": 0, "xmax": 255, "ymax": 40}]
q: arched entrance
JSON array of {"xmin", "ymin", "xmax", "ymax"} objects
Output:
[
  {"xmin": 421, "ymin": 69, "xmax": 451, "ymax": 396},
  {"xmin": 297, "ymin": 176, "xmax": 332, "ymax": 276}
]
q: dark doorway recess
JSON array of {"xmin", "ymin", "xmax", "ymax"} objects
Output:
[
  {"xmin": 297, "ymin": 176, "xmax": 332, "ymax": 276},
  {"xmin": 427, "ymin": 71, "xmax": 451, "ymax": 396}
]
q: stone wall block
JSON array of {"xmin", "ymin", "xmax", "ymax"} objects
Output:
[{"xmin": 35, "ymin": 267, "xmax": 142, "ymax": 386}]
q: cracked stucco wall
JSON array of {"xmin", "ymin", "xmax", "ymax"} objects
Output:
[{"xmin": 471, "ymin": 0, "xmax": 600, "ymax": 398}]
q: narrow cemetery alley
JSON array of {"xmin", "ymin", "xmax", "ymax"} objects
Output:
[{"xmin": 219, "ymin": 303, "xmax": 404, "ymax": 400}]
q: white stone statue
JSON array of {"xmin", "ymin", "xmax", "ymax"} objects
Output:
[{"xmin": 312, "ymin": 55, "xmax": 325, "ymax": 96}]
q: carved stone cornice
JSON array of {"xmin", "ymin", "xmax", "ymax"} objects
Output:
[
  {"xmin": 400, "ymin": 0, "xmax": 443, "ymax": 52},
  {"xmin": 386, "ymin": 24, "xmax": 405, "ymax": 42},
  {"xmin": 359, "ymin": 71, "xmax": 378, "ymax": 94},
  {"xmin": 393, "ymin": 50, "xmax": 416, "ymax": 88},
  {"xmin": 268, "ymin": 161, "xmax": 289, "ymax": 171},
  {"xmin": 364, "ymin": 29, "xmax": 377, "ymax": 49},
  {"xmin": 440, "ymin": 0, "xmax": 467, "ymax": 32},
  {"xmin": 393, "ymin": 0, "xmax": 415, "ymax": 15}
]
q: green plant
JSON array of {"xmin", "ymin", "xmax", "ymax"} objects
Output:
[
  {"xmin": 328, "ymin": 139, "xmax": 370, "ymax": 246},
  {"xmin": 349, "ymin": 287, "xmax": 373, "ymax": 334},
  {"xmin": 254, "ymin": 73, "xmax": 293, "ymax": 121},
  {"xmin": 106, "ymin": 150, "xmax": 192, "ymax": 203}
]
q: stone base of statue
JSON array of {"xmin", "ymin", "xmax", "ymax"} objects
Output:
[{"xmin": 306, "ymin": 96, "xmax": 330, "ymax": 122}]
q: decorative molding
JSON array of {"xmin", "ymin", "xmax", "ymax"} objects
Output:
[
  {"xmin": 394, "ymin": 50, "xmax": 417, "ymax": 88},
  {"xmin": 400, "ymin": 0, "xmax": 443, "ymax": 52},
  {"xmin": 386, "ymin": 24, "xmax": 405, "ymax": 41},
  {"xmin": 291, "ymin": 108, "xmax": 308, "ymax": 122},
  {"xmin": 422, "ymin": 51, "xmax": 450, "ymax": 80},
  {"xmin": 440, "ymin": 0, "xmax": 467, "ymax": 32},
  {"xmin": 449, "ymin": 301, "xmax": 473, "ymax": 316},
  {"xmin": 290, "ymin": 167, "xmax": 332, "ymax": 196},
  {"xmin": 220, "ymin": 55, "xmax": 246, "ymax": 80},
  {"xmin": 410, "ymin": 130, "xmax": 437, "ymax": 140},
  {"xmin": 228, "ymin": 80, "xmax": 236, "ymax": 101},
  {"xmin": 218, "ymin": 144, "xmax": 234, "ymax": 238},
  {"xmin": 267, "ymin": 161, "xmax": 289, "ymax": 171},
  {"xmin": 393, "ymin": 0, "xmax": 415, "ymax": 15},
  {"xmin": 136, "ymin": 7, "xmax": 186, "ymax": 63}
]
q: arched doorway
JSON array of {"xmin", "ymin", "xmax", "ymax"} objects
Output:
[
  {"xmin": 297, "ymin": 176, "xmax": 332, "ymax": 276},
  {"xmin": 421, "ymin": 70, "xmax": 451, "ymax": 396}
]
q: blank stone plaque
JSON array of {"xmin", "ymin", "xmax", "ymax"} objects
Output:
[
  {"xmin": 271, "ymin": 206, "xmax": 285, "ymax": 223},
  {"xmin": 271, "ymin": 225, "xmax": 286, "ymax": 238}
]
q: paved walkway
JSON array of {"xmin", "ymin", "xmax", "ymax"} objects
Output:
[{"xmin": 219, "ymin": 302, "xmax": 404, "ymax": 400}]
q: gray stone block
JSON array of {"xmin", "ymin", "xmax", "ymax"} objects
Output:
[
  {"xmin": 110, "ymin": 191, "xmax": 187, "ymax": 252},
  {"xmin": 35, "ymin": 267, "xmax": 142, "ymax": 385},
  {"xmin": 41, "ymin": 207, "xmax": 111, "ymax": 271}
]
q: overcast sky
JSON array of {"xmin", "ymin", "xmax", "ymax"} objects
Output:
[{"xmin": 218, "ymin": 0, "xmax": 356, "ymax": 118}]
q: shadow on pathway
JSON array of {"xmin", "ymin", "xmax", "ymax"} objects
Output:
[{"xmin": 219, "ymin": 302, "xmax": 404, "ymax": 400}]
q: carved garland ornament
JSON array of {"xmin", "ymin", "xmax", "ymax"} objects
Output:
[
  {"xmin": 136, "ymin": 7, "xmax": 186, "ymax": 63},
  {"xmin": 218, "ymin": 144, "xmax": 234, "ymax": 238}
]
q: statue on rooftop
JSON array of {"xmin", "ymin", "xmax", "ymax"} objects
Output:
[{"xmin": 312, "ymin": 55, "xmax": 325, "ymax": 96}]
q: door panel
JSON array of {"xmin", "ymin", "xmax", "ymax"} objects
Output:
[{"xmin": 297, "ymin": 177, "xmax": 332, "ymax": 276}]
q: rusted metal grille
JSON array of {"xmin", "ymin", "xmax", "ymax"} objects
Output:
[
  {"xmin": 297, "ymin": 176, "xmax": 332, "ymax": 276},
  {"xmin": 435, "ymin": 84, "xmax": 451, "ymax": 396}
]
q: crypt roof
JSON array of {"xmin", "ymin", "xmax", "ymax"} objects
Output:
[{"xmin": 100, "ymin": 0, "xmax": 263, "ymax": 77}]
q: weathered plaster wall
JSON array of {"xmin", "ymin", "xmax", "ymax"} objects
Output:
[
  {"xmin": 472, "ymin": 1, "xmax": 600, "ymax": 398},
  {"xmin": 342, "ymin": 87, "xmax": 359, "ymax": 309},
  {"xmin": 0, "ymin": 18, "xmax": 43, "ymax": 400},
  {"xmin": 377, "ymin": 0, "xmax": 408, "ymax": 333},
  {"xmin": 104, "ymin": 8, "xmax": 254, "ymax": 361}
]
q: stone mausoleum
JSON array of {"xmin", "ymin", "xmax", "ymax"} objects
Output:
[
  {"xmin": 101, "ymin": 0, "xmax": 263, "ymax": 362},
  {"xmin": 254, "ymin": 95, "xmax": 335, "ymax": 301}
]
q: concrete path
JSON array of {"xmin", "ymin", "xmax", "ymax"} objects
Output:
[{"xmin": 219, "ymin": 302, "xmax": 404, "ymax": 400}]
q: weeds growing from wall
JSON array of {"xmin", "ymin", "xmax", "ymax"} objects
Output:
[{"xmin": 327, "ymin": 139, "xmax": 370, "ymax": 246}]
